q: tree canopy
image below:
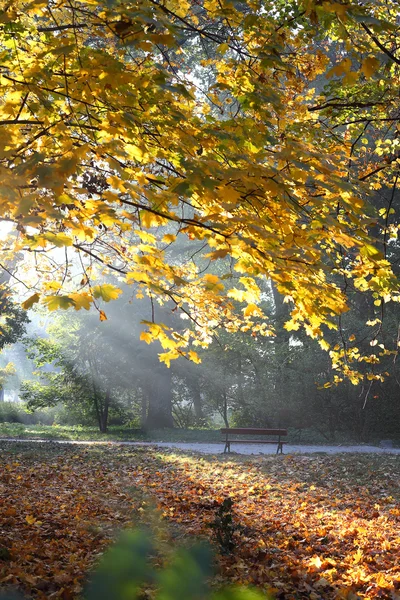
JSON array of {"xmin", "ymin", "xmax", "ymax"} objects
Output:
[{"xmin": 1, "ymin": 0, "xmax": 400, "ymax": 379}]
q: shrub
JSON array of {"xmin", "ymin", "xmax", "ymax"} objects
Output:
[{"xmin": 0, "ymin": 402, "xmax": 55, "ymax": 425}]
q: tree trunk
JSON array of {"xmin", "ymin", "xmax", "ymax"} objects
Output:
[
  {"xmin": 191, "ymin": 378, "xmax": 204, "ymax": 421},
  {"xmin": 99, "ymin": 388, "xmax": 110, "ymax": 434},
  {"xmin": 221, "ymin": 389, "xmax": 229, "ymax": 428},
  {"xmin": 271, "ymin": 280, "xmax": 291, "ymax": 425},
  {"xmin": 145, "ymin": 365, "xmax": 174, "ymax": 429},
  {"xmin": 140, "ymin": 388, "xmax": 147, "ymax": 428},
  {"xmin": 0, "ymin": 388, "xmax": 4, "ymax": 402}
]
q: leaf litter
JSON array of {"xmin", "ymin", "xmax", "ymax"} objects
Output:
[{"xmin": 0, "ymin": 442, "xmax": 399, "ymax": 599}]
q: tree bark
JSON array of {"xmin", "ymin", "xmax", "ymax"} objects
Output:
[
  {"xmin": 191, "ymin": 377, "xmax": 204, "ymax": 421},
  {"xmin": 99, "ymin": 387, "xmax": 110, "ymax": 434},
  {"xmin": 140, "ymin": 387, "xmax": 147, "ymax": 428},
  {"xmin": 271, "ymin": 280, "xmax": 292, "ymax": 424},
  {"xmin": 145, "ymin": 365, "xmax": 174, "ymax": 429},
  {"xmin": 218, "ymin": 389, "xmax": 229, "ymax": 428}
]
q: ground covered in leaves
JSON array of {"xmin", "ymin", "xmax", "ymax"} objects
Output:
[{"xmin": 0, "ymin": 442, "xmax": 399, "ymax": 600}]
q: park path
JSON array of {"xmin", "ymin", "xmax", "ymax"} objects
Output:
[{"xmin": 0, "ymin": 438, "xmax": 399, "ymax": 455}]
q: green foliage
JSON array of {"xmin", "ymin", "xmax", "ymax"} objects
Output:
[
  {"xmin": 85, "ymin": 530, "xmax": 154, "ymax": 600},
  {"xmin": 85, "ymin": 529, "xmax": 266, "ymax": 600},
  {"xmin": 0, "ymin": 528, "xmax": 267, "ymax": 600},
  {"xmin": 209, "ymin": 499, "xmax": 236, "ymax": 555},
  {"xmin": 0, "ymin": 401, "xmax": 54, "ymax": 425},
  {"xmin": 0, "ymin": 293, "xmax": 29, "ymax": 351}
]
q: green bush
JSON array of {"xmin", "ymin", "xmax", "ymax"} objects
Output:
[
  {"xmin": 86, "ymin": 529, "xmax": 268, "ymax": 600},
  {"xmin": 0, "ymin": 402, "xmax": 55, "ymax": 426},
  {"xmin": 0, "ymin": 528, "xmax": 269, "ymax": 600}
]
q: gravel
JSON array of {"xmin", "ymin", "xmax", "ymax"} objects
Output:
[{"xmin": 1, "ymin": 438, "xmax": 400, "ymax": 455}]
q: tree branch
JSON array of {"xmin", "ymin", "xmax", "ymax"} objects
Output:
[
  {"xmin": 361, "ymin": 22, "xmax": 400, "ymax": 66},
  {"xmin": 309, "ymin": 100, "xmax": 386, "ymax": 112}
]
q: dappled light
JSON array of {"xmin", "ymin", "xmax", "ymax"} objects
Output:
[
  {"xmin": 1, "ymin": 443, "xmax": 399, "ymax": 599},
  {"xmin": 1, "ymin": 0, "xmax": 400, "ymax": 597}
]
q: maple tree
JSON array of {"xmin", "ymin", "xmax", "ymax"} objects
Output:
[{"xmin": 0, "ymin": 0, "xmax": 399, "ymax": 382}]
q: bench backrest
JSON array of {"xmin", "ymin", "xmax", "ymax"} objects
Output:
[{"xmin": 221, "ymin": 428, "xmax": 287, "ymax": 436}]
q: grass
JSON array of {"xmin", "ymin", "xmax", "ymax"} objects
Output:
[
  {"xmin": 0, "ymin": 421, "xmax": 397, "ymax": 446},
  {"xmin": 0, "ymin": 422, "xmax": 223, "ymax": 442},
  {"xmin": 1, "ymin": 441, "xmax": 400, "ymax": 600}
]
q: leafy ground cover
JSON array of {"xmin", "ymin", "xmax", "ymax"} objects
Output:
[
  {"xmin": 0, "ymin": 442, "xmax": 399, "ymax": 599},
  {"xmin": 0, "ymin": 424, "xmax": 222, "ymax": 443},
  {"xmin": 0, "ymin": 423, "xmax": 393, "ymax": 445}
]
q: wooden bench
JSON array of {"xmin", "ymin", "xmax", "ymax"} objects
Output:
[{"xmin": 221, "ymin": 428, "xmax": 287, "ymax": 454}]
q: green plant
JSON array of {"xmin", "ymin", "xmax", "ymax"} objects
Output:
[
  {"xmin": 209, "ymin": 498, "xmax": 237, "ymax": 555},
  {"xmin": 0, "ymin": 402, "xmax": 55, "ymax": 426},
  {"xmin": 86, "ymin": 528, "xmax": 266, "ymax": 600},
  {"xmin": 0, "ymin": 529, "xmax": 268, "ymax": 600}
]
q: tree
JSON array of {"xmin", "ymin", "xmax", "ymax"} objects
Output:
[
  {"xmin": 0, "ymin": 293, "xmax": 29, "ymax": 351},
  {"xmin": 0, "ymin": 287, "xmax": 30, "ymax": 400},
  {"xmin": 1, "ymin": 0, "xmax": 399, "ymax": 386},
  {"xmin": 21, "ymin": 289, "xmax": 184, "ymax": 430}
]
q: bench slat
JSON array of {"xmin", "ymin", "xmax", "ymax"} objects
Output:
[
  {"xmin": 220, "ymin": 428, "xmax": 287, "ymax": 436},
  {"xmin": 224, "ymin": 440, "xmax": 287, "ymax": 444}
]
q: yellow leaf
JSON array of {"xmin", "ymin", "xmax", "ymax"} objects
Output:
[
  {"xmin": 362, "ymin": 56, "xmax": 380, "ymax": 79},
  {"xmin": 203, "ymin": 274, "xmax": 224, "ymax": 291},
  {"xmin": 43, "ymin": 296, "xmax": 75, "ymax": 311},
  {"xmin": 99, "ymin": 310, "xmax": 107, "ymax": 321},
  {"xmin": 140, "ymin": 331, "xmax": 153, "ymax": 344},
  {"xmin": 22, "ymin": 293, "xmax": 40, "ymax": 310},
  {"xmin": 68, "ymin": 293, "xmax": 93, "ymax": 311},
  {"xmin": 162, "ymin": 234, "xmax": 176, "ymax": 244},
  {"xmin": 284, "ymin": 320, "xmax": 301, "ymax": 331},
  {"xmin": 159, "ymin": 350, "xmax": 180, "ymax": 367},
  {"xmin": 188, "ymin": 350, "xmax": 202, "ymax": 364},
  {"xmin": 125, "ymin": 144, "xmax": 144, "ymax": 161},
  {"xmin": 243, "ymin": 303, "xmax": 262, "ymax": 317},
  {"xmin": 309, "ymin": 556, "xmax": 322, "ymax": 570},
  {"xmin": 26, "ymin": 515, "xmax": 37, "ymax": 525},
  {"xmin": 203, "ymin": 274, "xmax": 219, "ymax": 285},
  {"xmin": 206, "ymin": 248, "xmax": 230, "ymax": 260},
  {"xmin": 43, "ymin": 232, "xmax": 73, "ymax": 247},
  {"xmin": 217, "ymin": 43, "xmax": 229, "ymax": 54},
  {"xmin": 140, "ymin": 211, "xmax": 168, "ymax": 228},
  {"xmin": 319, "ymin": 339, "xmax": 330, "ymax": 351},
  {"xmin": 127, "ymin": 271, "xmax": 150, "ymax": 283},
  {"xmin": 360, "ymin": 244, "xmax": 383, "ymax": 259},
  {"xmin": 93, "ymin": 284, "xmax": 122, "ymax": 302}
]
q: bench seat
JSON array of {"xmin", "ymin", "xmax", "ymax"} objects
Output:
[{"xmin": 221, "ymin": 428, "xmax": 287, "ymax": 454}]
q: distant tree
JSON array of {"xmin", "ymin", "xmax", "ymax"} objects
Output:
[
  {"xmin": 0, "ymin": 288, "xmax": 30, "ymax": 401},
  {"xmin": 0, "ymin": 293, "xmax": 29, "ymax": 350}
]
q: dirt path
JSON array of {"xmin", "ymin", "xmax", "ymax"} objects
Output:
[{"xmin": 1, "ymin": 438, "xmax": 399, "ymax": 454}]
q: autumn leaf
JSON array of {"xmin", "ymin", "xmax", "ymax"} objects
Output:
[
  {"xmin": 2, "ymin": 443, "xmax": 400, "ymax": 600},
  {"xmin": 361, "ymin": 56, "xmax": 380, "ymax": 79},
  {"xmin": 43, "ymin": 296, "xmax": 76, "ymax": 311},
  {"xmin": 68, "ymin": 293, "xmax": 93, "ymax": 311},
  {"xmin": 0, "ymin": 0, "xmax": 398, "ymax": 380},
  {"xmin": 22, "ymin": 293, "xmax": 40, "ymax": 310},
  {"xmin": 93, "ymin": 285, "xmax": 123, "ymax": 302},
  {"xmin": 140, "ymin": 331, "xmax": 153, "ymax": 344},
  {"xmin": 188, "ymin": 350, "xmax": 202, "ymax": 364}
]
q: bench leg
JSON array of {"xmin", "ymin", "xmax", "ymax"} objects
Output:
[
  {"xmin": 277, "ymin": 442, "xmax": 283, "ymax": 454},
  {"xmin": 224, "ymin": 442, "xmax": 230, "ymax": 453}
]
